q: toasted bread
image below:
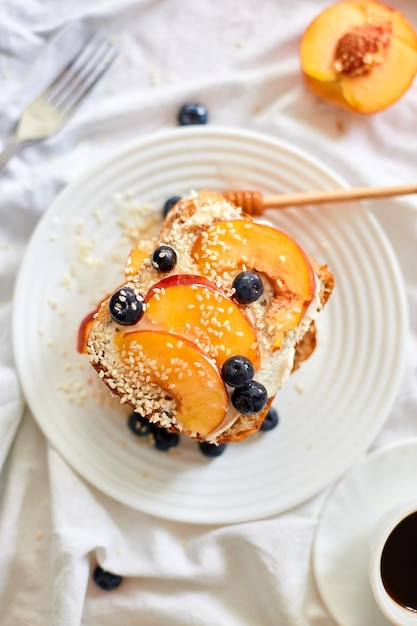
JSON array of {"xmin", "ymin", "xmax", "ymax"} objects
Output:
[{"xmin": 87, "ymin": 190, "xmax": 334, "ymax": 444}]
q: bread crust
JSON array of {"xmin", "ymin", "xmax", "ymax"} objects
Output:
[{"xmin": 293, "ymin": 261, "xmax": 334, "ymax": 371}]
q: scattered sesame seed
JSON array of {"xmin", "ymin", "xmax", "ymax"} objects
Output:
[
  {"xmin": 47, "ymin": 297, "xmax": 59, "ymax": 309},
  {"xmin": 94, "ymin": 209, "xmax": 104, "ymax": 224}
]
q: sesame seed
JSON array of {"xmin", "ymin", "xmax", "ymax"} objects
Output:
[{"xmin": 47, "ymin": 297, "xmax": 59, "ymax": 309}]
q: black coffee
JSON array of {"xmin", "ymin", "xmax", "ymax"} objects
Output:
[{"xmin": 380, "ymin": 511, "xmax": 417, "ymax": 612}]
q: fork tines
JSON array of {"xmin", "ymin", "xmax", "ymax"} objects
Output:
[{"xmin": 44, "ymin": 36, "xmax": 119, "ymax": 114}]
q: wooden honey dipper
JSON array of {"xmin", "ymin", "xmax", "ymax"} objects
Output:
[{"xmin": 224, "ymin": 183, "xmax": 417, "ymax": 216}]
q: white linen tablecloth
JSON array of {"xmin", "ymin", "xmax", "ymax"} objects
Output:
[{"xmin": 1, "ymin": 0, "xmax": 416, "ymax": 624}]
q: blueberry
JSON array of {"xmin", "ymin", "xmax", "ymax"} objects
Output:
[
  {"xmin": 108, "ymin": 287, "xmax": 144, "ymax": 325},
  {"xmin": 163, "ymin": 195, "xmax": 182, "ymax": 218},
  {"xmin": 232, "ymin": 271, "xmax": 264, "ymax": 304},
  {"xmin": 260, "ymin": 406, "xmax": 279, "ymax": 432},
  {"xmin": 151, "ymin": 245, "xmax": 177, "ymax": 272},
  {"xmin": 221, "ymin": 355, "xmax": 254, "ymax": 388},
  {"xmin": 232, "ymin": 380, "xmax": 268, "ymax": 414},
  {"xmin": 152, "ymin": 425, "xmax": 179, "ymax": 451},
  {"xmin": 127, "ymin": 412, "xmax": 152, "ymax": 436},
  {"xmin": 178, "ymin": 103, "xmax": 208, "ymax": 126},
  {"xmin": 199, "ymin": 442, "xmax": 227, "ymax": 458},
  {"xmin": 93, "ymin": 565, "xmax": 123, "ymax": 591}
]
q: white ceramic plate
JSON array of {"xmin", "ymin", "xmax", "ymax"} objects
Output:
[
  {"xmin": 313, "ymin": 438, "xmax": 417, "ymax": 626},
  {"xmin": 13, "ymin": 126, "xmax": 407, "ymax": 524}
]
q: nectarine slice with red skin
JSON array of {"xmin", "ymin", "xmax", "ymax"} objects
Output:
[
  {"xmin": 144, "ymin": 274, "xmax": 260, "ymax": 369},
  {"xmin": 300, "ymin": 0, "xmax": 417, "ymax": 114},
  {"xmin": 192, "ymin": 219, "xmax": 315, "ymax": 348},
  {"xmin": 120, "ymin": 329, "xmax": 228, "ymax": 435},
  {"xmin": 145, "ymin": 273, "xmax": 216, "ymax": 296}
]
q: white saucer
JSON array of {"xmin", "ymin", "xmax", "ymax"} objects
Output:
[{"xmin": 313, "ymin": 438, "xmax": 417, "ymax": 626}]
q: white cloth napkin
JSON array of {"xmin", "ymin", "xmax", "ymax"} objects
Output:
[{"xmin": 1, "ymin": 0, "xmax": 416, "ymax": 624}]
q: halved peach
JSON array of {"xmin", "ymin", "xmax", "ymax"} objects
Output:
[
  {"xmin": 192, "ymin": 219, "xmax": 315, "ymax": 348},
  {"xmin": 120, "ymin": 329, "xmax": 228, "ymax": 435},
  {"xmin": 145, "ymin": 274, "xmax": 260, "ymax": 369},
  {"xmin": 300, "ymin": 1, "xmax": 417, "ymax": 113}
]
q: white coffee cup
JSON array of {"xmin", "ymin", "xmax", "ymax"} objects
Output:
[{"xmin": 369, "ymin": 501, "xmax": 417, "ymax": 625}]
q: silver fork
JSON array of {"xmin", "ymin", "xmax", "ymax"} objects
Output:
[{"xmin": 0, "ymin": 36, "xmax": 119, "ymax": 173}]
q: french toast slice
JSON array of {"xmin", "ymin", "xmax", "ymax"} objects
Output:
[{"xmin": 87, "ymin": 190, "xmax": 334, "ymax": 444}]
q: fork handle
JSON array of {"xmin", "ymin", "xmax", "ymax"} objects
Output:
[{"xmin": 0, "ymin": 138, "xmax": 25, "ymax": 174}]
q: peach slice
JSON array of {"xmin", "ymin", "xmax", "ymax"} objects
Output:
[
  {"xmin": 145, "ymin": 274, "xmax": 260, "ymax": 369},
  {"xmin": 78, "ymin": 308, "xmax": 98, "ymax": 354},
  {"xmin": 77, "ymin": 296, "xmax": 109, "ymax": 354},
  {"xmin": 120, "ymin": 330, "xmax": 228, "ymax": 435},
  {"xmin": 192, "ymin": 219, "xmax": 315, "ymax": 348},
  {"xmin": 125, "ymin": 240, "xmax": 154, "ymax": 279},
  {"xmin": 300, "ymin": 1, "xmax": 417, "ymax": 113},
  {"xmin": 79, "ymin": 239, "xmax": 154, "ymax": 353}
]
